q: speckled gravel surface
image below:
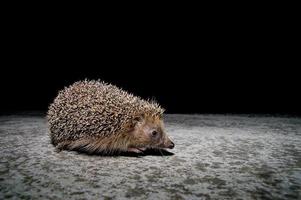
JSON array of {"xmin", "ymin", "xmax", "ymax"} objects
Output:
[{"xmin": 0, "ymin": 113, "xmax": 301, "ymax": 199}]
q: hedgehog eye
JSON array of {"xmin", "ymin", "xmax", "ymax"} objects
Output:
[{"xmin": 151, "ymin": 130, "xmax": 158, "ymax": 137}]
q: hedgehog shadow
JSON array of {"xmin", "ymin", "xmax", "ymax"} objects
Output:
[
  {"xmin": 120, "ymin": 149, "xmax": 174, "ymax": 157},
  {"xmin": 74, "ymin": 148, "xmax": 174, "ymax": 157}
]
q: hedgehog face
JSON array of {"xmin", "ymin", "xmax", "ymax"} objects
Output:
[{"xmin": 128, "ymin": 115, "xmax": 174, "ymax": 152}]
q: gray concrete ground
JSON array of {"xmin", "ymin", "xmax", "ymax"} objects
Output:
[{"xmin": 0, "ymin": 113, "xmax": 300, "ymax": 199}]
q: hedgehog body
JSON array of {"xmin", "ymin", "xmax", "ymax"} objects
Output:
[{"xmin": 47, "ymin": 80, "xmax": 174, "ymax": 154}]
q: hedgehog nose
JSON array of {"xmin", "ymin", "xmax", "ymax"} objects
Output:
[{"xmin": 168, "ymin": 141, "xmax": 175, "ymax": 149}]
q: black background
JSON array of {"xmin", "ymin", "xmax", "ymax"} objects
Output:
[{"xmin": 1, "ymin": 8, "xmax": 300, "ymax": 115}]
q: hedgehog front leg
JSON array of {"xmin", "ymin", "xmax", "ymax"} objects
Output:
[
  {"xmin": 127, "ymin": 148, "xmax": 142, "ymax": 153},
  {"xmin": 127, "ymin": 147, "xmax": 146, "ymax": 153}
]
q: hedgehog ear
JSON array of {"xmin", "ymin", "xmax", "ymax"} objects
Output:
[{"xmin": 132, "ymin": 115, "xmax": 144, "ymax": 126}]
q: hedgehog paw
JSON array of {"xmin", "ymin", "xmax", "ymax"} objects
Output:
[{"xmin": 127, "ymin": 148, "xmax": 145, "ymax": 153}]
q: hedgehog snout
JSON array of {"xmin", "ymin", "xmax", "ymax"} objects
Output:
[
  {"xmin": 168, "ymin": 141, "xmax": 175, "ymax": 149},
  {"xmin": 164, "ymin": 137, "xmax": 175, "ymax": 149}
]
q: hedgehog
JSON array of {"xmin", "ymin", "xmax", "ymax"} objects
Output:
[{"xmin": 47, "ymin": 80, "xmax": 174, "ymax": 154}]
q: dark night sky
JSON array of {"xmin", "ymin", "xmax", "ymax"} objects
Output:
[{"xmin": 1, "ymin": 11, "xmax": 300, "ymax": 115}]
